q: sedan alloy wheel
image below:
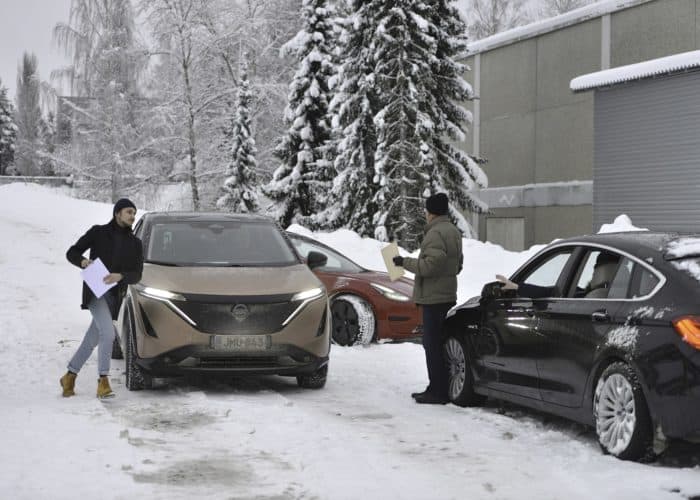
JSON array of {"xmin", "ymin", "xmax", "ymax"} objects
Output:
[{"xmin": 594, "ymin": 362, "xmax": 654, "ymax": 461}]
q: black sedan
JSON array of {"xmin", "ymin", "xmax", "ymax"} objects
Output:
[{"xmin": 444, "ymin": 232, "xmax": 700, "ymax": 462}]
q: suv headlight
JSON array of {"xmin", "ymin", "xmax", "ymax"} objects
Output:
[
  {"xmin": 133, "ymin": 284, "xmax": 195, "ymax": 326},
  {"xmin": 370, "ymin": 283, "xmax": 410, "ymax": 302},
  {"xmin": 138, "ymin": 285, "xmax": 186, "ymax": 302},
  {"xmin": 284, "ymin": 287, "xmax": 325, "ymax": 326},
  {"xmin": 291, "ymin": 287, "xmax": 324, "ymax": 301}
]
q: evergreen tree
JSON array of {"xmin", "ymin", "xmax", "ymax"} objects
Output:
[
  {"xmin": 15, "ymin": 53, "xmax": 42, "ymax": 175},
  {"xmin": 323, "ymin": 0, "xmax": 487, "ymax": 248},
  {"xmin": 316, "ymin": 0, "xmax": 379, "ymax": 235},
  {"xmin": 217, "ymin": 56, "xmax": 259, "ymax": 214},
  {"xmin": 426, "ymin": 0, "xmax": 488, "ymax": 237},
  {"xmin": 265, "ymin": 0, "xmax": 336, "ymax": 228},
  {"xmin": 369, "ymin": 0, "xmax": 437, "ymax": 247},
  {"xmin": 37, "ymin": 112, "xmax": 57, "ymax": 176},
  {"xmin": 0, "ymin": 79, "xmax": 18, "ymax": 175}
]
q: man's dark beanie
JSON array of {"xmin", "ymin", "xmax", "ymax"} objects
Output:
[
  {"xmin": 113, "ymin": 198, "xmax": 136, "ymax": 216},
  {"xmin": 425, "ymin": 193, "xmax": 449, "ymax": 216}
]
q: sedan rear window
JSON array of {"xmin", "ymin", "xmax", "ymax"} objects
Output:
[{"xmin": 145, "ymin": 220, "xmax": 299, "ymax": 266}]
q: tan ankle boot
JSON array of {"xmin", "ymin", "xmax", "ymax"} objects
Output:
[
  {"xmin": 97, "ymin": 376, "xmax": 115, "ymax": 399},
  {"xmin": 60, "ymin": 372, "xmax": 77, "ymax": 397}
]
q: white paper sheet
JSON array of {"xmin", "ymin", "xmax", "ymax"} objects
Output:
[
  {"xmin": 381, "ymin": 242, "xmax": 405, "ymax": 282},
  {"xmin": 80, "ymin": 258, "xmax": 117, "ymax": 299}
]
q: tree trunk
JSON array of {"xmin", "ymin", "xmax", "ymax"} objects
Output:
[{"xmin": 180, "ymin": 39, "xmax": 200, "ymax": 211}]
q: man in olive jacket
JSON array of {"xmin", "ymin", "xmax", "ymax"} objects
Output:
[
  {"xmin": 60, "ymin": 198, "xmax": 144, "ymax": 399},
  {"xmin": 393, "ymin": 193, "xmax": 462, "ymax": 404}
]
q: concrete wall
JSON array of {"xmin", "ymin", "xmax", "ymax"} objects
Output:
[
  {"xmin": 611, "ymin": 0, "xmax": 698, "ymax": 66},
  {"xmin": 478, "ymin": 205, "xmax": 593, "ymax": 250}
]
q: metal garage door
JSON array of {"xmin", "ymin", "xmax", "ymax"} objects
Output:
[{"xmin": 594, "ymin": 70, "xmax": 700, "ymax": 232}]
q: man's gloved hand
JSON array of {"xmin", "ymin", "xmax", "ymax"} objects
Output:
[{"xmin": 392, "ymin": 256, "xmax": 404, "ymax": 267}]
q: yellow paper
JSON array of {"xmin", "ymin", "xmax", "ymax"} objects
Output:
[{"xmin": 381, "ymin": 242, "xmax": 404, "ymax": 281}]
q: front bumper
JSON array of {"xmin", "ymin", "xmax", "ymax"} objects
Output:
[{"xmin": 137, "ymin": 343, "xmax": 329, "ymax": 377}]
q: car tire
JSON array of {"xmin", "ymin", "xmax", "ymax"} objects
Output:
[
  {"xmin": 297, "ymin": 365, "xmax": 328, "ymax": 389},
  {"xmin": 330, "ymin": 295, "xmax": 375, "ymax": 346},
  {"xmin": 124, "ymin": 309, "xmax": 152, "ymax": 391},
  {"xmin": 444, "ymin": 336, "xmax": 486, "ymax": 407},
  {"xmin": 111, "ymin": 335, "xmax": 123, "ymax": 359},
  {"xmin": 593, "ymin": 362, "xmax": 655, "ymax": 462}
]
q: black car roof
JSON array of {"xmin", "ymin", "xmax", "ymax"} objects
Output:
[{"xmin": 142, "ymin": 211, "xmax": 274, "ymax": 224}]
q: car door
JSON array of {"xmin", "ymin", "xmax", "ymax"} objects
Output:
[
  {"xmin": 535, "ymin": 248, "xmax": 633, "ymax": 408},
  {"xmin": 477, "ymin": 247, "xmax": 576, "ymax": 400}
]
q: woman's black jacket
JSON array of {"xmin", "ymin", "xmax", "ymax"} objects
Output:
[{"xmin": 66, "ymin": 220, "xmax": 144, "ymax": 319}]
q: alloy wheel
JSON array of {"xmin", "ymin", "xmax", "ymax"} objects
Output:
[
  {"xmin": 445, "ymin": 337, "xmax": 466, "ymax": 400},
  {"xmin": 595, "ymin": 373, "xmax": 637, "ymax": 455}
]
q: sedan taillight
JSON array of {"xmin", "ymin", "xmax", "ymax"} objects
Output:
[{"xmin": 672, "ymin": 316, "xmax": 700, "ymax": 350}]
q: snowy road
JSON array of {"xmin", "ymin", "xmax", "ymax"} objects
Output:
[{"xmin": 1, "ymin": 184, "xmax": 699, "ymax": 500}]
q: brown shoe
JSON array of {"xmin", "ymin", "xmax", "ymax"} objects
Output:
[
  {"xmin": 96, "ymin": 376, "xmax": 115, "ymax": 399},
  {"xmin": 60, "ymin": 372, "xmax": 77, "ymax": 397}
]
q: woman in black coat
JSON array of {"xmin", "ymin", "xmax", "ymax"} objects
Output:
[{"xmin": 60, "ymin": 198, "xmax": 143, "ymax": 399}]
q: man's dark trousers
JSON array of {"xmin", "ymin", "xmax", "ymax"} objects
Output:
[{"xmin": 422, "ymin": 302, "xmax": 455, "ymax": 398}]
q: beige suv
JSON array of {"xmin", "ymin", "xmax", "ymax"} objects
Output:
[{"xmin": 115, "ymin": 212, "xmax": 330, "ymax": 390}]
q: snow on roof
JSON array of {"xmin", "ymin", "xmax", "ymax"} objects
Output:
[
  {"xmin": 466, "ymin": 0, "xmax": 652, "ymax": 56},
  {"xmin": 570, "ymin": 50, "xmax": 700, "ymax": 91}
]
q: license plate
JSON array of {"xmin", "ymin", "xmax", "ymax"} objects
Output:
[{"xmin": 211, "ymin": 335, "xmax": 270, "ymax": 351}]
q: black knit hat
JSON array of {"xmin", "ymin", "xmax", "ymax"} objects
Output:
[
  {"xmin": 113, "ymin": 198, "xmax": 136, "ymax": 216},
  {"xmin": 425, "ymin": 193, "xmax": 448, "ymax": 216}
]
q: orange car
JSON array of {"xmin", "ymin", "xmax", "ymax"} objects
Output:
[{"xmin": 287, "ymin": 232, "xmax": 422, "ymax": 345}]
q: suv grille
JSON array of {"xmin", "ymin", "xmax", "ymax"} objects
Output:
[{"xmin": 173, "ymin": 299, "xmax": 299, "ymax": 334}]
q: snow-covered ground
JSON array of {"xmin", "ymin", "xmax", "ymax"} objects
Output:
[{"xmin": 1, "ymin": 183, "xmax": 698, "ymax": 500}]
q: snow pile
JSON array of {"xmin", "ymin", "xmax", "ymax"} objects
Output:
[{"xmin": 597, "ymin": 214, "xmax": 648, "ymax": 234}]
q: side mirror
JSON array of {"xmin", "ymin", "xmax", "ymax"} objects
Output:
[
  {"xmin": 307, "ymin": 251, "xmax": 328, "ymax": 270},
  {"xmin": 480, "ymin": 281, "xmax": 505, "ymax": 303}
]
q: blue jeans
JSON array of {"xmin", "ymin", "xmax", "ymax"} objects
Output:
[
  {"xmin": 422, "ymin": 302, "xmax": 455, "ymax": 398},
  {"xmin": 68, "ymin": 294, "xmax": 116, "ymax": 376}
]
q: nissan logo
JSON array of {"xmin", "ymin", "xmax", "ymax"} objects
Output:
[{"xmin": 231, "ymin": 304, "xmax": 249, "ymax": 322}]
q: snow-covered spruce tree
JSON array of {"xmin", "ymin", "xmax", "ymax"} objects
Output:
[
  {"xmin": 425, "ymin": 0, "xmax": 488, "ymax": 237},
  {"xmin": 15, "ymin": 52, "xmax": 43, "ymax": 175},
  {"xmin": 0, "ymin": 80, "xmax": 17, "ymax": 175},
  {"xmin": 217, "ymin": 56, "xmax": 259, "ymax": 214},
  {"xmin": 369, "ymin": 1, "xmax": 437, "ymax": 248},
  {"xmin": 315, "ymin": 0, "xmax": 379, "ymax": 235},
  {"xmin": 265, "ymin": 0, "xmax": 336, "ymax": 228}
]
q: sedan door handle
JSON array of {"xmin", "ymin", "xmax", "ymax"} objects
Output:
[{"xmin": 591, "ymin": 310, "xmax": 610, "ymax": 323}]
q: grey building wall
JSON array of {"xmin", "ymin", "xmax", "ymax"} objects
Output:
[
  {"xmin": 465, "ymin": 0, "xmax": 700, "ymax": 249},
  {"xmin": 611, "ymin": 0, "xmax": 698, "ymax": 67}
]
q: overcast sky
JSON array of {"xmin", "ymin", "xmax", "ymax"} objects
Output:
[{"xmin": 0, "ymin": 0, "xmax": 72, "ymax": 100}]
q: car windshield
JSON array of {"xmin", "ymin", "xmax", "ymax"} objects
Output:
[
  {"xmin": 145, "ymin": 220, "xmax": 299, "ymax": 266},
  {"xmin": 289, "ymin": 236, "xmax": 364, "ymax": 273}
]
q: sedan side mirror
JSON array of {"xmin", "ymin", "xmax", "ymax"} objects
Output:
[
  {"xmin": 480, "ymin": 281, "xmax": 505, "ymax": 304},
  {"xmin": 307, "ymin": 251, "xmax": 328, "ymax": 270}
]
